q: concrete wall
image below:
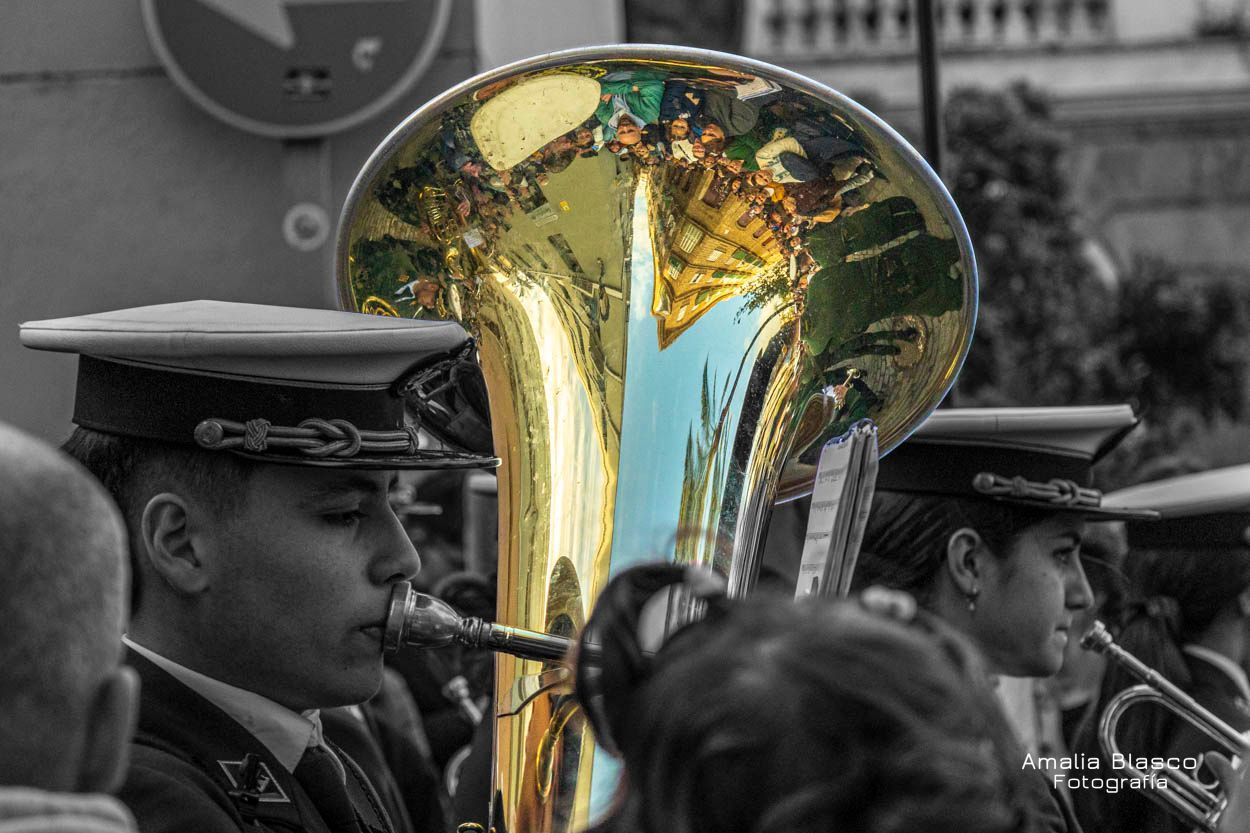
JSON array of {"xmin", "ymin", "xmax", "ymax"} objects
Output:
[
  {"xmin": 1111, "ymin": 0, "xmax": 1207, "ymax": 40},
  {"xmin": 474, "ymin": 0, "xmax": 625, "ymax": 71},
  {"xmin": 0, "ymin": 1, "xmax": 478, "ymax": 444},
  {"xmin": 1067, "ymin": 118, "xmax": 1250, "ymax": 276}
]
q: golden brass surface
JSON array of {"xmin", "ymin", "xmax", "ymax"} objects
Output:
[{"xmin": 336, "ymin": 45, "xmax": 975, "ymax": 833}]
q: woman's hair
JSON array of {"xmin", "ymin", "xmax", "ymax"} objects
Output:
[
  {"xmin": 1071, "ymin": 545, "xmax": 1250, "ymax": 833},
  {"xmin": 575, "ymin": 564, "xmax": 1031, "ymax": 833},
  {"xmin": 853, "ymin": 491, "xmax": 1051, "ymax": 604}
]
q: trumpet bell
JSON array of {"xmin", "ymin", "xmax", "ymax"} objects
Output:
[{"xmin": 336, "ymin": 45, "xmax": 976, "ymax": 833}]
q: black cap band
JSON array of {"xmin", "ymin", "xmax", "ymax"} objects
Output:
[{"xmin": 73, "ymin": 355, "xmax": 405, "ymax": 445}]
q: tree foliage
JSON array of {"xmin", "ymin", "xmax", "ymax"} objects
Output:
[
  {"xmin": 1114, "ymin": 258, "xmax": 1250, "ymax": 422},
  {"xmin": 943, "ymin": 83, "xmax": 1250, "ymax": 475},
  {"xmin": 945, "ymin": 82, "xmax": 1121, "ymax": 407}
]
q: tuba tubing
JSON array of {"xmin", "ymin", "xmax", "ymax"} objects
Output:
[{"xmin": 1081, "ymin": 621, "xmax": 1248, "ymax": 832}]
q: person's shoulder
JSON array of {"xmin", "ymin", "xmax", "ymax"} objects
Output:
[
  {"xmin": 1185, "ymin": 659, "xmax": 1250, "ymax": 731},
  {"xmin": 121, "ymin": 742, "xmax": 242, "ymax": 833}
]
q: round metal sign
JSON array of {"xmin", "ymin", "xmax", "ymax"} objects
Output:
[{"xmin": 141, "ymin": 0, "xmax": 451, "ymax": 138}]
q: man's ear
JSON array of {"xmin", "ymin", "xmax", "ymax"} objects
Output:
[
  {"xmin": 139, "ymin": 493, "xmax": 209, "ymax": 595},
  {"xmin": 76, "ymin": 665, "xmax": 139, "ymax": 794},
  {"xmin": 944, "ymin": 527, "xmax": 984, "ymax": 597}
]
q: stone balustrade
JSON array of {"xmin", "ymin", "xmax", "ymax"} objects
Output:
[{"xmin": 743, "ymin": 0, "xmax": 1115, "ymax": 57}]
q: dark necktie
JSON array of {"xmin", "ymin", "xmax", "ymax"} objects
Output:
[{"xmin": 294, "ymin": 744, "xmax": 360, "ymax": 833}]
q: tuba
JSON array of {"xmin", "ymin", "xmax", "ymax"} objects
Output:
[{"xmin": 336, "ymin": 45, "xmax": 976, "ymax": 833}]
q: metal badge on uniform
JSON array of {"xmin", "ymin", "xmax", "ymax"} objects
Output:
[{"xmin": 218, "ymin": 759, "xmax": 291, "ymax": 803}]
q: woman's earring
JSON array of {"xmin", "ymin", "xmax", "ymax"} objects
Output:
[{"xmin": 967, "ymin": 584, "xmax": 980, "ymax": 613}]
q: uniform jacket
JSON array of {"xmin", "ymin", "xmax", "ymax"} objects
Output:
[
  {"xmin": 120, "ymin": 651, "xmax": 394, "ymax": 833},
  {"xmin": 323, "ymin": 669, "xmax": 451, "ymax": 833}
]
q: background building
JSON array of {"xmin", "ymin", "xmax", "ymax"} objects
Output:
[
  {"xmin": 3, "ymin": 0, "xmax": 1247, "ymax": 458},
  {"xmin": 740, "ymin": 0, "xmax": 1250, "ymax": 280}
]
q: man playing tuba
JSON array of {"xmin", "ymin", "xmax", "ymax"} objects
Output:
[{"xmin": 21, "ymin": 300, "xmax": 492, "ymax": 833}]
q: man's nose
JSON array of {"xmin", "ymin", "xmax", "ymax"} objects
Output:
[
  {"xmin": 375, "ymin": 511, "xmax": 422, "ymax": 584},
  {"xmin": 391, "ymin": 538, "xmax": 422, "ymax": 583}
]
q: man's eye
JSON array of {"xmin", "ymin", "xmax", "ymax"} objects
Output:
[
  {"xmin": 323, "ymin": 510, "xmax": 366, "ymax": 526},
  {"xmin": 1055, "ymin": 549, "xmax": 1078, "ymax": 565}
]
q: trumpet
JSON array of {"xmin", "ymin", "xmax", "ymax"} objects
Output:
[{"xmin": 1081, "ymin": 620, "xmax": 1249, "ymax": 832}]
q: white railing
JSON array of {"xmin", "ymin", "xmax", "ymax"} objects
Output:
[{"xmin": 744, "ymin": 0, "xmax": 1115, "ymax": 57}]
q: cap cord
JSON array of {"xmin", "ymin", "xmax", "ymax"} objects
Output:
[{"xmin": 195, "ymin": 417, "xmax": 420, "ymax": 458}]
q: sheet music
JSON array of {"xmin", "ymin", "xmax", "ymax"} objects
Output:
[{"xmin": 795, "ymin": 419, "xmax": 879, "ymax": 599}]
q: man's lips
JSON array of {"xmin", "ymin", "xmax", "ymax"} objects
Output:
[{"xmin": 359, "ymin": 622, "xmax": 385, "ymax": 639}]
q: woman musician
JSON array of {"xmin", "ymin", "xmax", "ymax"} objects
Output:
[
  {"xmin": 852, "ymin": 405, "xmax": 1158, "ymax": 833},
  {"xmin": 1070, "ymin": 464, "xmax": 1250, "ymax": 833}
]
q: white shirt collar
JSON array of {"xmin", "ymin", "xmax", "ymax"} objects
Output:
[
  {"xmin": 1182, "ymin": 644, "xmax": 1250, "ymax": 704},
  {"xmin": 124, "ymin": 636, "xmax": 323, "ymax": 772}
]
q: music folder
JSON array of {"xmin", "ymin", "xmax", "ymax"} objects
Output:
[{"xmin": 794, "ymin": 419, "xmax": 879, "ymax": 599}]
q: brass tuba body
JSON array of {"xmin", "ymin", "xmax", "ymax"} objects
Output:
[{"xmin": 336, "ymin": 45, "xmax": 976, "ymax": 833}]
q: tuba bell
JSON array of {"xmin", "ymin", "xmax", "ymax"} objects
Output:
[{"xmin": 336, "ymin": 45, "xmax": 976, "ymax": 833}]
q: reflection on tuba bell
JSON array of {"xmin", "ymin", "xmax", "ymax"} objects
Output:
[
  {"xmin": 336, "ymin": 46, "xmax": 976, "ymax": 833},
  {"xmin": 1082, "ymin": 621, "xmax": 1250, "ymax": 832}
]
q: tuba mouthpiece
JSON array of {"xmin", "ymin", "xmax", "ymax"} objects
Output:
[
  {"xmin": 383, "ymin": 581, "xmax": 575, "ymax": 662},
  {"xmin": 382, "ymin": 581, "xmax": 463, "ymax": 654}
]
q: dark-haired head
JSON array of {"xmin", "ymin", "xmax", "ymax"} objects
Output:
[
  {"xmin": 1084, "ymin": 543, "xmax": 1250, "ymax": 732},
  {"xmin": 61, "ymin": 426, "xmax": 256, "ymax": 616},
  {"xmin": 62, "ymin": 423, "xmax": 423, "ymax": 711},
  {"xmin": 576, "ymin": 564, "xmax": 1029, "ymax": 833},
  {"xmin": 855, "ymin": 491, "xmax": 1092, "ymax": 677}
]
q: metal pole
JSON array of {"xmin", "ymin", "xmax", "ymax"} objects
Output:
[
  {"xmin": 916, "ymin": 0, "xmax": 958, "ymax": 409},
  {"xmin": 916, "ymin": 0, "xmax": 942, "ymax": 175}
]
